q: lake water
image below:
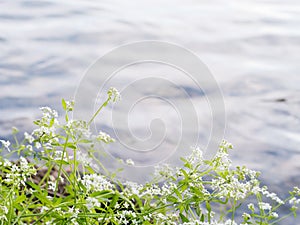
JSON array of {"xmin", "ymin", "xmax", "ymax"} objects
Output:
[{"xmin": 1, "ymin": 0, "xmax": 300, "ymax": 223}]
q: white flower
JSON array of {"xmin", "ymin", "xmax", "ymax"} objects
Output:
[
  {"xmin": 154, "ymin": 163, "xmax": 174, "ymax": 178},
  {"xmin": 68, "ymin": 207, "xmax": 79, "ymax": 218},
  {"xmin": 123, "ymin": 181, "xmax": 143, "ymax": 197},
  {"xmin": 26, "ymin": 145, "xmax": 33, "ymax": 152},
  {"xmin": 66, "ymin": 120, "xmax": 91, "ymax": 139},
  {"xmin": 248, "ymin": 203, "xmax": 255, "ymax": 211},
  {"xmin": 65, "ymin": 100, "xmax": 75, "ymax": 111},
  {"xmin": 114, "ymin": 202, "xmax": 120, "ymax": 209},
  {"xmin": 187, "ymin": 146, "xmax": 203, "ymax": 165},
  {"xmin": 0, "ymin": 206, "xmax": 8, "ymax": 214},
  {"xmin": 126, "ymin": 159, "xmax": 135, "ymax": 166},
  {"xmin": 3, "ymin": 157, "xmax": 36, "ymax": 187},
  {"xmin": 293, "ymin": 187, "xmax": 300, "ymax": 195},
  {"xmin": 108, "ymin": 87, "xmax": 121, "ymax": 102},
  {"xmin": 86, "ymin": 197, "xmax": 100, "ymax": 210},
  {"xmin": 3, "ymin": 159, "xmax": 12, "ymax": 167},
  {"xmin": 97, "ymin": 131, "xmax": 115, "ymax": 143},
  {"xmin": 35, "ymin": 142, "xmax": 41, "ymax": 149},
  {"xmin": 258, "ymin": 202, "xmax": 272, "ymax": 211},
  {"xmin": 40, "ymin": 106, "xmax": 58, "ymax": 119},
  {"xmin": 211, "ymin": 175, "xmax": 253, "ymax": 200},
  {"xmin": 0, "ymin": 140, "xmax": 10, "ymax": 152},
  {"xmin": 124, "ymin": 202, "xmax": 129, "ymax": 209},
  {"xmin": 80, "ymin": 174, "xmax": 113, "ymax": 193},
  {"xmin": 24, "ymin": 132, "xmax": 34, "ymax": 143},
  {"xmin": 260, "ymin": 186, "xmax": 284, "ymax": 204},
  {"xmin": 76, "ymin": 150, "xmax": 99, "ymax": 170},
  {"xmin": 48, "ymin": 181, "xmax": 56, "ymax": 192},
  {"xmin": 40, "ymin": 206, "xmax": 49, "ymax": 213},
  {"xmin": 0, "ymin": 215, "xmax": 7, "ymax": 221},
  {"xmin": 289, "ymin": 197, "xmax": 300, "ymax": 205},
  {"xmin": 242, "ymin": 213, "xmax": 251, "ymax": 220}
]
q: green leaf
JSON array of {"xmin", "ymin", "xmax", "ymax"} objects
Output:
[
  {"xmin": 174, "ymin": 188, "xmax": 182, "ymax": 200},
  {"xmin": 49, "ymin": 118, "xmax": 55, "ymax": 127},
  {"xmin": 26, "ymin": 181, "xmax": 42, "ymax": 192},
  {"xmin": 109, "ymin": 193, "xmax": 119, "ymax": 208},
  {"xmin": 181, "ymin": 169, "xmax": 189, "ymax": 179},
  {"xmin": 62, "ymin": 99, "xmax": 67, "ymax": 111},
  {"xmin": 14, "ymin": 194, "xmax": 26, "ymax": 204},
  {"xmin": 167, "ymin": 195, "xmax": 178, "ymax": 203},
  {"xmin": 200, "ymin": 214, "xmax": 205, "ymax": 222},
  {"xmin": 206, "ymin": 201, "xmax": 212, "ymax": 221},
  {"xmin": 91, "ymin": 190, "xmax": 114, "ymax": 199},
  {"xmin": 79, "ymin": 139, "xmax": 92, "ymax": 144},
  {"xmin": 54, "ymin": 159, "xmax": 69, "ymax": 165},
  {"xmin": 66, "ymin": 143, "xmax": 77, "ymax": 149},
  {"xmin": 34, "ymin": 192, "xmax": 53, "ymax": 206},
  {"xmin": 179, "ymin": 213, "xmax": 189, "ymax": 222}
]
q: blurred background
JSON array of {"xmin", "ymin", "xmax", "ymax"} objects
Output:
[{"xmin": 0, "ymin": 0, "xmax": 300, "ymax": 222}]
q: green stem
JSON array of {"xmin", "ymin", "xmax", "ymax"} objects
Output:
[
  {"xmin": 87, "ymin": 98, "xmax": 110, "ymax": 126},
  {"xmin": 231, "ymin": 199, "xmax": 237, "ymax": 225},
  {"xmin": 54, "ymin": 135, "xmax": 69, "ymax": 198}
]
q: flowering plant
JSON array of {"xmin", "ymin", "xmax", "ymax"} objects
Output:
[{"xmin": 0, "ymin": 88, "xmax": 299, "ymax": 225}]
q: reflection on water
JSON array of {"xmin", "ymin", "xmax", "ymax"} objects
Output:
[{"xmin": 0, "ymin": 0, "xmax": 300, "ymax": 222}]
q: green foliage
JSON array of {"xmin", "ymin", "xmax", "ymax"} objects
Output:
[{"xmin": 0, "ymin": 88, "xmax": 299, "ymax": 225}]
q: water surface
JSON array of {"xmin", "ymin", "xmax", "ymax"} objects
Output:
[{"xmin": 1, "ymin": 1, "xmax": 300, "ymax": 223}]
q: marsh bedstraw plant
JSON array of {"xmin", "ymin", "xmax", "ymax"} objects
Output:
[{"xmin": 0, "ymin": 87, "xmax": 299, "ymax": 225}]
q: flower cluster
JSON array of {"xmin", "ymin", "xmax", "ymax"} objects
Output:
[
  {"xmin": 80, "ymin": 173, "xmax": 113, "ymax": 192},
  {"xmin": 107, "ymin": 87, "xmax": 121, "ymax": 102},
  {"xmin": 1, "ymin": 157, "xmax": 36, "ymax": 187},
  {"xmin": 97, "ymin": 131, "xmax": 115, "ymax": 143}
]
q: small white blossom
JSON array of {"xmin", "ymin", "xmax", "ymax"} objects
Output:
[
  {"xmin": 76, "ymin": 150, "xmax": 99, "ymax": 170},
  {"xmin": 260, "ymin": 186, "xmax": 284, "ymax": 204},
  {"xmin": 154, "ymin": 163, "xmax": 174, "ymax": 178},
  {"xmin": 289, "ymin": 197, "xmax": 300, "ymax": 205},
  {"xmin": 126, "ymin": 159, "xmax": 135, "ymax": 166},
  {"xmin": 97, "ymin": 131, "xmax": 115, "ymax": 143},
  {"xmin": 3, "ymin": 157, "xmax": 36, "ymax": 187},
  {"xmin": 114, "ymin": 202, "xmax": 120, "ymax": 209},
  {"xmin": 187, "ymin": 146, "xmax": 203, "ymax": 165},
  {"xmin": 123, "ymin": 181, "xmax": 143, "ymax": 197},
  {"xmin": 258, "ymin": 202, "xmax": 272, "ymax": 211},
  {"xmin": 86, "ymin": 197, "xmax": 100, "ymax": 210},
  {"xmin": 24, "ymin": 132, "xmax": 34, "ymax": 143},
  {"xmin": 65, "ymin": 100, "xmax": 75, "ymax": 111},
  {"xmin": 242, "ymin": 213, "xmax": 251, "ymax": 220},
  {"xmin": 0, "ymin": 206, "xmax": 8, "ymax": 214},
  {"xmin": 68, "ymin": 207, "xmax": 79, "ymax": 218},
  {"xmin": 26, "ymin": 145, "xmax": 33, "ymax": 152},
  {"xmin": 35, "ymin": 142, "xmax": 41, "ymax": 149},
  {"xmin": 248, "ymin": 203, "xmax": 255, "ymax": 211},
  {"xmin": 108, "ymin": 87, "xmax": 121, "ymax": 102},
  {"xmin": 48, "ymin": 181, "xmax": 56, "ymax": 192},
  {"xmin": 0, "ymin": 140, "xmax": 10, "ymax": 152},
  {"xmin": 80, "ymin": 174, "xmax": 113, "ymax": 193},
  {"xmin": 0, "ymin": 215, "xmax": 7, "ymax": 221},
  {"xmin": 3, "ymin": 159, "xmax": 12, "ymax": 167},
  {"xmin": 124, "ymin": 202, "xmax": 129, "ymax": 209},
  {"xmin": 40, "ymin": 106, "xmax": 58, "ymax": 119},
  {"xmin": 271, "ymin": 212, "xmax": 279, "ymax": 218},
  {"xmin": 40, "ymin": 206, "xmax": 49, "ymax": 213},
  {"xmin": 293, "ymin": 187, "xmax": 300, "ymax": 195}
]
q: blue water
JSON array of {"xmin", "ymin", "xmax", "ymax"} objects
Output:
[{"xmin": 1, "ymin": 1, "xmax": 300, "ymax": 223}]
